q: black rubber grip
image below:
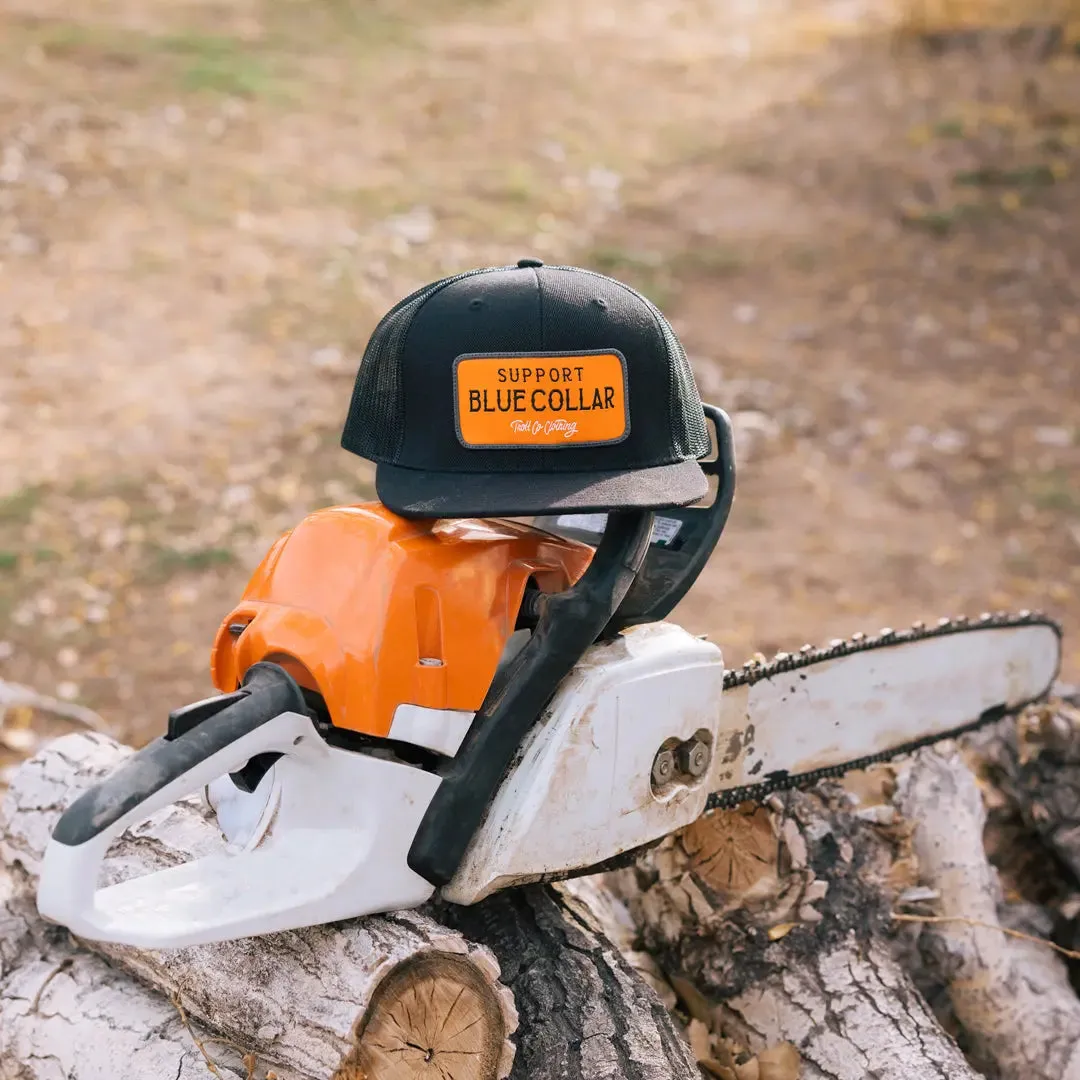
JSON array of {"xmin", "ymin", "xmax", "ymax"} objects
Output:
[
  {"xmin": 608, "ymin": 404, "xmax": 736, "ymax": 629},
  {"xmin": 51, "ymin": 663, "xmax": 305, "ymax": 847},
  {"xmin": 407, "ymin": 510, "xmax": 655, "ymax": 887}
]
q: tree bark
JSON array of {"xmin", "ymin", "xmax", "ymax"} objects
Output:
[
  {"xmin": 0, "ymin": 733, "xmax": 698, "ymax": 1080},
  {"xmin": 2, "ymin": 866, "xmax": 245, "ymax": 1079}
]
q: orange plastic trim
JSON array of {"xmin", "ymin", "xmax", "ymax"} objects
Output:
[{"xmin": 209, "ymin": 503, "xmax": 593, "ymax": 738}]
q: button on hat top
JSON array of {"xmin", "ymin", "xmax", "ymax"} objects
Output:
[{"xmin": 340, "ymin": 262, "xmax": 710, "ymax": 519}]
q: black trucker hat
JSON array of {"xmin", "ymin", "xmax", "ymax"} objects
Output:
[{"xmin": 341, "ymin": 259, "xmax": 710, "ymax": 518}]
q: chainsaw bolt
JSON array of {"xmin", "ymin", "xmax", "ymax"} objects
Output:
[
  {"xmin": 678, "ymin": 739, "xmax": 711, "ymax": 778},
  {"xmin": 652, "ymin": 748, "xmax": 677, "ymax": 786}
]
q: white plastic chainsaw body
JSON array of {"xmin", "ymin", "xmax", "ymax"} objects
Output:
[
  {"xmin": 444, "ymin": 622, "xmax": 725, "ymax": 904},
  {"xmin": 36, "ymin": 623, "xmax": 723, "ymax": 946}
]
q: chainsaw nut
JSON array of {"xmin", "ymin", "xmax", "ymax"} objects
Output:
[
  {"xmin": 677, "ymin": 738, "xmax": 711, "ymax": 778},
  {"xmin": 651, "ymin": 748, "xmax": 677, "ymax": 786}
]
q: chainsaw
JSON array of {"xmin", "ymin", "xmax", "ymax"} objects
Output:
[{"xmin": 34, "ymin": 404, "xmax": 1062, "ymax": 948}]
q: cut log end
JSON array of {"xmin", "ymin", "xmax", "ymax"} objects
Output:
[{"xmin": 341, "ymin": 952, "xmax": 516, "ymax": 1080}]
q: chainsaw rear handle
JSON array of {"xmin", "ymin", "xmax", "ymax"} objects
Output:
[
  {"xmin": 48, "ymin": 662, "xmax": 306, "ymax": 849},
  {"xmin": 407, "ymin": 509, "xmax": 655, "ymax": 888}
]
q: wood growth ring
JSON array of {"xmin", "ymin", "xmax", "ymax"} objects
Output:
[{"xmin": 339, "ymin": 952, "xmax": 510, "ymax": 1080}]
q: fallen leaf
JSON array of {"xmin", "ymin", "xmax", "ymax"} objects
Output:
[
  {"xmin": 687, "ymin": 1019, "xmax": 713, "ymax": 1062},
  {"xmin": 840, "ymin": 764, "xmax": 896, "ymax": 807},
  {"xmin": 700, "ymin": 1062, "xmax": 738, "ymax": 1080},
  {"xmin": 767, "ymin": 922, "xmax": 797, "ymax": 941},
  {"xmin": 974, "ymin": 771, "xmax": 1008, "ymax": 809},
  {"xmin": 710, "ymin": 1036, "xmax": 742, "ymax": 1068},
  {"xmin": 758, "ymin": 1042, "xmax": 801, "ymax": 1080},
  {"xmin": 670, "ymin": 974, "xmax": 714, "ymax": 1025},
  {"xmin": 886, "ymin": 854, "xmax": 920, "ymax": 894}
]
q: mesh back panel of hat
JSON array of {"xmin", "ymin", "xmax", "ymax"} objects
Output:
[{"xmin": 341, "ymin": 266, "xmax": 506, "ymax": 462}]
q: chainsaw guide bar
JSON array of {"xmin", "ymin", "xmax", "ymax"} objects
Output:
[{"xmin": 707, "ymin": 608, "xmax": 1061, "ymax": 809}]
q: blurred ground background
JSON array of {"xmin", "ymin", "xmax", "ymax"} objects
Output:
[{"xmin": 0, "ymin": 0, "xmax": 1078, "ymax": 763}]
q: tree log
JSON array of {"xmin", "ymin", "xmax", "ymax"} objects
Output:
[
  {"xmin": 12, "ymin": 703, "xmax": 1080, "ymax": 1079},
  {"xmin": 894, "ymin": 744, "xmax": 1080, "ymax": 1080},
  {"xmin": 607, "ymin": 769, "xmax": 983, "ymax": 1079},
  {"xmin": 2, "ymin": 865, "xmax": 247, "ymax": 1079},
  {"xmin": 0, "ymin": 732, "xmax": 698, "ymax": 1080}
]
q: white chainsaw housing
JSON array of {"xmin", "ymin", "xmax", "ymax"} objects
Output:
[
  {"xmin": 443, "ymin": 622, "xmax": 725, "ymax": 904},
  {"xmin": 36, "ymin": 711, "xmax": 441, "ymax": 948}
]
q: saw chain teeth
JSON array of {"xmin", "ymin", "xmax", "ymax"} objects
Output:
[
  {"xmin": 708, "ymin": 609, "xmax": 1063, "ymax": 813},
  {"xmin": 721, "ymin": 609, "xmax": 1057, "ymax": 692}
]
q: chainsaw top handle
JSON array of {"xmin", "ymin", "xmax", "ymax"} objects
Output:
[{"xmin": 406, "ymin": 509, "xmax": 655, "ymax": 888}]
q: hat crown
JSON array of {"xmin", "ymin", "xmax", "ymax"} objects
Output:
[{"xmin": 340, "ymin": 262, "xmax": 710, "ymax": 518}]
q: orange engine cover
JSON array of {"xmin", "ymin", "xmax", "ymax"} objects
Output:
[{"xmin": 209, "ymin": 503, "xmax": 594, "ymax": 738}]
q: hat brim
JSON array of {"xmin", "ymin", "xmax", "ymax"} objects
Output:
[{"xmin": 375, "ymin": 459, "xmax": 708, "ymax": 520}]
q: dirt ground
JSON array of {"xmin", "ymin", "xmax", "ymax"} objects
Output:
[{"xmin": 0, "ymin": 0, "xmax": 1078, "ymax": 758}]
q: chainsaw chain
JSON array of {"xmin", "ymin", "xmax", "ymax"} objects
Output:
[{"xmin": 704, "ymin": 608, "xmax": 1063, "ymax": 812}]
